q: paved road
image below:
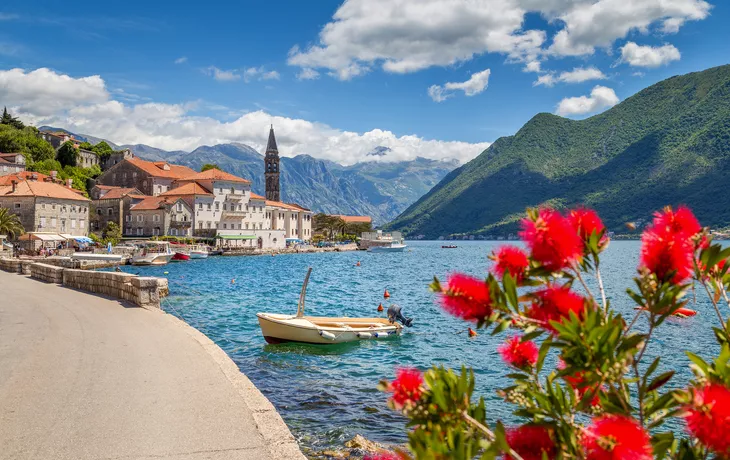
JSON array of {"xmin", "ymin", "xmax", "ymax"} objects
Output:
[{"xmin": 0, "ymin": 271, "xmax": 303, "ymax": 459}]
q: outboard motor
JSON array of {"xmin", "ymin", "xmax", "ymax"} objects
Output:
[{"xmin": 387, "ymin": 304, "xmax": 414, "ymax": 327}]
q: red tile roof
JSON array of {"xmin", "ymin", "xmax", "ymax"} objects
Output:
[
  {"xmin": 181, "ymin": 169, "xmax": 250, "ymax": 183},
  {"xmin": 100, "ymin": 187, "xmax": 141, "ymax": 200},
  {"xmin": 160, "ymin": 182, "xmax": 213, "ymax": 196},
  {"xmin": 126, "ymin": 157, "xmax": 196, "ymax": 179},
  {"xmin": 0, "ymin": 172, "xmax": 50, "ymax": 186},
  {"xmin": 266, "ymin": 200, "xmax": 311, "ymax": 212},
  {"xmin": 335, "ymin": 215, "xmax": 372, "ymax": 224},
  {"xmin": 250, "ymin": 192, "xmax": 266, "ymax": 200},
  {"xmin": 130, "ymin": 196, "xmax": 184, "ymax": 211},
  {"xmin": 0, "ymin": 180, "xmax": 89, "ymax": 201}
]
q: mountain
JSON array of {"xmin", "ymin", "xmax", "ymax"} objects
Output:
[
  {"xmin": 385, "ymin": 64, "xmax": 730, "ymax": 238},
  {"xmin": 150, "ymin": 143, "xmax": 458, "ymax": 224}
]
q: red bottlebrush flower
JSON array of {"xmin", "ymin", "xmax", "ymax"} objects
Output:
[
  {"xmin": 569, "ymin": 209, "xmax": 606, "ymax": 246},
  {"xmin": 520, "ymin": 208, "xmax": 583, "ymax": 271},
  {"xmin": 492, "ymin": 246, "xmax": 529, "ymax": 284},
  {"xmin": 685, "ymin": 383, "xmax": 730, "ymax": 455},
  {"xmin": 364, "ymin": 453, "xmax": 401, "ymax": 460},
  {"xmin": 499, "ymin": 335, "xmax": 539, "ymax": 369},
  {"xmin": 582, "ymin": 415, "xmax": 652, "ymax": 460},
  {"xmin": 388, "ymin": 368, "xmax": 424, "ymax": 409},
  {"xmin": 527, "ymin": 286, "xmax": 586, "ymax": 332},
  {"xmin": 564, "ymin": 371, "xmax": 602, "ymax": 407},
  {"xmin": 653, "ymin": 206, "xmax": 701, "ymax": 238},
  {"xmin": 505, "ymin": 425, "xmax": 556, "ymax": 460},
  {"xmin": 438, "ymin": 273, "xmax": 493, "ymax": 322},
  {"xmin": 640, "ymin": 225, "xmax": 694, "ymax": 284}
]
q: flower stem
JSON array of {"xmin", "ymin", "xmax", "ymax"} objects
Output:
[
  {"xmin": 573, "ymin": 267, "xmax": 596, "ymax": 301},
  {"xmin": 461, "ymin": 412, "xmax": 524, "ymax": 460},
  {"xmin": 633, "ymin": 317, "xmax": 655, "ymax": 427},
  {"xmin": 595, "ymin": 264, "xmax": 608, "ymax": 316},
  {"xmin": 701, "ymin": 280, "xmax": 729, "ymax": 336}
]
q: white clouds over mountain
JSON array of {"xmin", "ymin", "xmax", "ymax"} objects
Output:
[
  {"xmin": 556, "ymin": 85, "xmax": 619, "ymax": 116},
  {"xmin": 1, "ymin": 68, "xmax": 489, "ymax": 165},
  {"xmin": 288, "ymin": 0, "xmax": 710, "ymax": 79},
  {"xmin": 428, "ymin": 69, "xmax": 491, "ymax": 102},
  {"xmin": 534, "ymin": 66, "xmax": 607, "ymax": 87},
  {"xmin": 619, "ymin": 42, "xmax": 682, "ymax": 68}
]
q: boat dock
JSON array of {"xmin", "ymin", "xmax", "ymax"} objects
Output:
[{"xmin": 0, "ymin": 270, "xmax": 305, "ymax": 460}]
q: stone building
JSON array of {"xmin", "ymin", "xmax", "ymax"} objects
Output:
[
  {"xmin": 95, "ymin": 157, "xmax": 196, "ymax": 196},
  {"xmin": 89, "ymin": 186, "xmax": 144, "ymax": 233},
  {"xmin": 0, "ymin": 177, "xmax": 90, "ymax": 237},
  {"xmin": 100, "ymin": 149, "xmax": 133, "ymax": 170},
  {"xmin": 159, "ymin": 182, "xmax": 215, "ymax": 237},
  {"xmin": 264, "ymin": 125, "xmax": 280, "ymax": 201},
  {"xmin": 37, "ymin": 131, "xmax": 72, "ymax": 150},
  {"xmin": 0, "ymin": 153, "xmax": 26, "ymax": 176},
  {"xmin": 77, "ymin": 148, "xmax": 99, "ymax": 168},
  {"xmin": 127, "ymin": 196, "xmax": 193, "ymax": 237}
]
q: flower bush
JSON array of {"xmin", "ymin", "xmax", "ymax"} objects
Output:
[{"xmin": 378, "ymin": 206, "xmax": 730, "ymax": 459}]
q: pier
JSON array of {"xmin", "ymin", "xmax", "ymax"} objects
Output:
[{"xmin": 0, "ymin": 270, "xmax": 305, "ymax": 460}]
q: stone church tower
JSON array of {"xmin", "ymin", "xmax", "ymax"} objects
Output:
[{"xmin": 264, "ymin": 125, "xmax": 280, "ymax": 201}]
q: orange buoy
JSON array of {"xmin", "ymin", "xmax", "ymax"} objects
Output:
[
  {"xmin": 377, "ymin": 303, "xmax": 384, "ymax": 312},
  {"xmin": 356, "ymin": 261, "xmax": 361, "ymax": 267},
  {"xmin": 468, "ymin": 327, "xmax": 477, "ymax": 337},
  {"xmin": 383, "ymin": 288, "xmax": 390, "ymax": 299}
]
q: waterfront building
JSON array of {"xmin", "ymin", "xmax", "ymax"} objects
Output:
[
  {"xmin": 0, "ymin": 153, "xmax": 26, "ymax": 176},
  {"xmin": 127, "ymin": 196, "xmax": 193, "ymax": 237},
  {"xmin": 266, "ymin": 200, "xmax": 313, "ymax": 241},
  {"xmin": 332, "ymin": 215, "xmax": 372, "ymax": 225},
  {"xmin": 95, "ymin": 157, "xmax": 196, "ymax": 196},
  {"xmin": 89, "ymin": 186, "xmax": 144, "ymax": 233},
  {"xmin": 0, "ymin": 177, "xmax": 90, "ymax": 236},
  {"xmin": 264, "ymin": 125, "xmax": 280, "ymax": 202},
  {"xmin": 159, "ymin": 182, "xmax": 215, "ymax": 237}
]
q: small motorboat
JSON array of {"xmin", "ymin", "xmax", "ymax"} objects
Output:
[
  {"xmin": 131, "ymin": 241, "xmax": 174, "ymax": 266},
  {"xmin": 367, "ymin": 243, "xmax": 407, "ymax": 253},
  {"xmin": 171, "ymin": 251, "xmax": 190, "ymax": 261},
  {"xmin": 442, "ymin": 245, "xmax": 458, "ymax": 249},
  {"xmin": 635, "ymin": 306, "xmax": 697, "ymax": 318},
  {"xmin": 257, "ymin": 268, "xmax": 414, "ymax": 345},
  {"xmin": 189, "ymin": 244, "xmax": 209, "ymax": 259}
]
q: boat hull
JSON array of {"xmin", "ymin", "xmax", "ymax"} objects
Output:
[
  {"xmin": 132, "ymin": 253, "xmax": 173, "ymax": 266},
  {"xmin": 172, "ymin": 252, "xmax": 190, "ymax": 261},
  {"xmin": 257, "ymin": 313, "xmax": 401, "ymax": 345},
  {"xmin": 367, "ymin": 244, "xmax": 407, "ymax": 253},
  {"xmin": 189, "ymin": 251, "xmax": 208, "ymax": 259}
]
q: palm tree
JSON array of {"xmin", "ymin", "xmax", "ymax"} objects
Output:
[{"xmin": 0, "ymin": 207, "xmax": 24, "ymax": 239}]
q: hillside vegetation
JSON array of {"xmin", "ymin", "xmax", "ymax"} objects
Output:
[{"xmin": 386, "ymin": 64, "xmax": 730, "ymax": 238}]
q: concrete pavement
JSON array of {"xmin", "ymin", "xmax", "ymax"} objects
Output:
[{"xmin": 0, "ymin": 271, "xmax": 305, "ymax": 459}]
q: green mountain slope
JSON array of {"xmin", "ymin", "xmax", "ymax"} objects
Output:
[{"xmin": 385, "ymin": 64, "xmax": 730, "ymax": 238}]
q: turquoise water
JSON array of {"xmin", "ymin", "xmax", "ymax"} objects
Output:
[{"xmin": 118, "ymin": 241, "xmax": 722, "ymax": 451}]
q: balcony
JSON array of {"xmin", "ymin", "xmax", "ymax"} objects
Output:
[
  {"xmin": 221, "ymin": 210, "xmax": 246, "ymax": 218},
  {"xmin": 226, "ymin": 194, "xmax": 244, "ymax": 201},
  {"xmin": 170, "ymin": 220, "xmax": 192, "ymax": 228}
]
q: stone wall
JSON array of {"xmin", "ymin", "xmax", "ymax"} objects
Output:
[{"xmin": 0, "ymin": 257, "xmax": 165, "ymax": 309}]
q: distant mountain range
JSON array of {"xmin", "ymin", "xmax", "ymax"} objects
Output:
[
  {"xmin": 39, "ymin": 126, "xmax": 459, "ymax": 225},
  {"xmin": 385, "ymin": 64, "xmax": 730, "ymax": 238}
]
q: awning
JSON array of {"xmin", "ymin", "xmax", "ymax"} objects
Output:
[
  {"xmin": 60, "ymin": 233, "xmax": 75, "ymax": 239},
  {"xmin": 216, "ymin": 234, "xmax": 257, "ymax": 240},
  {"xmin": 18, "ymin": 233, "xmax": 66, "ymax": 242},
  {"xmin": 286, "ymin": 238, "xmax": 302, "ymax": 242},
  {"xmin": 71, "ymin": 236, "xmax": 93, "ymax": 244}
]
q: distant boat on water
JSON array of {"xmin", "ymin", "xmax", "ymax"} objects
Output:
[{"xmin": 360, "ymin": 230, "xmax": 407, "ymax": 253}]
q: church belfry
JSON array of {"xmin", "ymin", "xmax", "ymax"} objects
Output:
[{"xmin": 264, "ymin": 125, "xmax": 280, "ymax": 201}]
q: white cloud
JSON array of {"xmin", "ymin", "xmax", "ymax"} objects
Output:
[
  {"xmin": 523, "ymin": 60, "xmax": 542, "ymax": 73},
  {"xmin": 243, "ymin": 66, "xmax": 280, "ymax": 82},
  {"xmin": 5, "ymin": 67, "xmax": 489, "ymax": 165},
  {"xmin": 0, "ymin": 13, "xmax": 19, "ymax": 21},
  {"xmin": 619, "ymin": 42, "xmax": 681, "ymax": 68},
  {"xmin": 297, "ymin": 68, "xmax": 320, "ymax": 80},
  {"xmin": 0, "ymin": 67, "xmax": 108, "ymax": 116},
  {"xmin": 174, "ymin": 56, "xmax": 188, "ymax": 64},
  {"xmin": 287, "ymin": 0, "xmax": 711, "ymax": 79},
  {"xmin": 556, "ymin": 85, "xmax": 619, "ymax": 116},
  {"xmin": 534, "ymin": 66, "xmax": 607, "ymax": 87},
  {"xmin": 203, "ymin": 66, "xmax": 240, "ymax": 81},
  {"xmin": 428, "ymin": 69, "xmax": 491, "ymax": 102}
]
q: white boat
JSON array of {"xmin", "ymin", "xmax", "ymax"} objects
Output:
[
  {"xmin": 71, "ymin": 253, "xmax": 123, "ymax": 262},
  {"xmin": 131, "ymin": 241, "xmax": 174, "ymax": 266},
  {"xmin": 257, "ymin": 268, "xmax": 413, "ymax": 345},
  {"xmin": 367, "ymin": 243, "xmax": 407, "ymax": 253},
  {"xmin": 188, "ymin": 244, "xmax": 209, "ymax": 259}
]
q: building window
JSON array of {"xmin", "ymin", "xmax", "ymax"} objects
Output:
[
  {"xmin": 126, "ymin": 215, "xmax": 130, "ymax": 222},
  {"xmin": 97, "ymin": 209, "xmax": 102, "ymax": 215},
  {"xmin": 108, "ymin": 208, "xmax": 113, "ymax": 216},
  {"xmin": 137, "ymin": 215, "xmax": 143, "ymax": 222},
  {"xmin": 223, "ymin": 223, "xmax": 227, "ymax": 229},
  {"xmin": 71, "ymin": 219, "xmax": 76, "ymax": 229},
  {"xmin": 14, "ymin": 203, "xmax": 20, "ymax": 209},
  {"xmin": 223, "ymin": 203, "xmax": 227, "ymax": 211},
  {"xmin": 207, "ymin": 203, "xmax": 212, "ymax": 211},
  {"xmin": 215, "ymin": 202, "xmax": 219, "ymax": 211},
  {"xmin": 206, "ymin": 221, "xmax": 211, "ymax": 229},
  {"xmin": 245, "ymin": 223, "xmax": 249, "ymax": 229},
  {"xmin": 137, "ymin": 228, "xmax": 143, "ymax": 236},
  {"xmin": 198, "ymin": 222, "xmax": 203, "ymax": 229},
  {"xmin": 41, "ymin": 203, "xmax": 45, "ymax": 209},
  {"xmin": 170, "ymin": 228, "xmax": 176, "ymax": 236},
  {"xmin": 153, "ymin": 215, "xmax": 160, "ymax": 222},
  {"xmin": 80, "ymin": 220, "xmax": 85, "ymax": 229},
  {"xmin": 39, "ymin": 217, "xmax": 46, "ymax": 228},
  {"xmin": 230, "ymin": 187, "xmax": 234, "ymax": 194},
  {"xmin": 198, "ymin": 203, "xmax": 203, "ymax": 209},
  {"xmin": 237, "ymin": 223, "xmax": 241, "ymax": 229},
  {"xmin": 52, "ymin": 218, "xmax": 57, "ymax": 227},
  {"xmin": 177, "ymin": 203, "xmax": 182, "ymax": 211}
]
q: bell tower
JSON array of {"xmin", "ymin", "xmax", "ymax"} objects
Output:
[{"xmin": 264, "ymin": 125, "xmax": 280, "ymax": 201}]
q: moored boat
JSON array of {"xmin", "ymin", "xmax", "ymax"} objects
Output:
[
  {"xmin": 442, "ymin": 245, "xmax": 458, "ymax": 249},
  {"xmin": 188, "ymin": 244, "xmax": 209, "ymax": 259},
  {"xmin": 131, "ymin": 241, "xmax": 174, "ymax": 266},
  {"xmin": 367, "ymin": 243, "xmax": 407, "ymax": 253},
  {"xmin": 257, "ymin": 268, "xmax": 414, "ymax": 345},
  {"xmin": 171, "ymin": 251, "xmax": 190, "ymax": 261}
]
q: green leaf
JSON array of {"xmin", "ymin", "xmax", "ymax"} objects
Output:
[{"xmin": 647, "ymin": 371, "xmax": 675, "ymax": 392}]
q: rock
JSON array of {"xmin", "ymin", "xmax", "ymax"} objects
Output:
[
  {"xmin": 344, "ymin": 434, "xmax": 384, "ymax": 453},
  {"xmin": 322, "ymin": 450, "xmax": 350, "ymax": 458}
]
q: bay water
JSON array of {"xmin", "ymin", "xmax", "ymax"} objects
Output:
[{"xmin": 118, "ymin": 241, "xmax": 722, "ymax": 451}]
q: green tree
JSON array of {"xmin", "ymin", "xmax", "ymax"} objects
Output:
[
  {"xmin": 0, "ymin": 207, "xmax": 24, "ymax": 239},
  {"xmin": 78, "ymin": 141, "xmax": 94, "ymax": 150},
  {"xmin": 30, "ymin": 159, "xmax": 63, "ymax": 175},
  {"xmin": 201, "ymin": 163, "xmax": 221, "ymax": 172},
  {"xmin": 0, "ymin": 124, "xmax": 55, "ymax": 162},
  {"xmin": 102, "ymin": 222, "xmax": 122, "ymax": 246},
  {"xmin": 57, "ymin": 141, "xmax": 78, "ymax": 167},
  {"xmin": 0, "ymin": 107, "xmax": 24, "ymax": 130},
  {"xmin": 91, "ymin": 141, "xmax": 114, "ymax": 157}
]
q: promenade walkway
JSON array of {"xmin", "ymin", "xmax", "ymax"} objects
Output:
[{"xmin": 0, "ymin": 271, "xmax": 304, "ymax": 460}]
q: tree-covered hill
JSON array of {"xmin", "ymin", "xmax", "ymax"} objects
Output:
[{"xmin": 385, "ymin": 64, "xmax": 730, "ymax": 238}]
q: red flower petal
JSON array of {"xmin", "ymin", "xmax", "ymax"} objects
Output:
[
  {"xmin": 520, "ymin": 208, "xmax": 583, "ymax": 271},
  {"xmin": 499, "ymin": 336, "xmax": 539, "ymax": 369},
  {"xmin": 582, "ymin": 415, "xmax": 652, "ymax": 460},
  {"xmin": 569, "ymin": 208, "xmax": 606, "ymax": 241},
  {"xmin": 527, "ymin": 286, "xmax": 586, "ymax": 333},
  {"xmin": 685, "ymin": 383, "xmax": 730, "ymax": 454},
  {"xmin": 653, "ymin": 206, "xmax": 701, "ymax": 238},
  {"xmin": 639, "ymin": 225, "xmax": 694, "ymax": 284},
  {"xmin": 492, "ymin": 246, "xmax": 529, "ymax": 284},
  {"xmin": 438, "ymin": 273, "xmax": 493, "ymax": 322},
  {"xmin": 506, "ymin": 425, "xmax": 556, "ymax": 460}
]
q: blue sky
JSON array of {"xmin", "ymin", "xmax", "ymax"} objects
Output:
[{"xmin": 0, "ymin": 0, "xmax": 727, "ymax": 165}]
